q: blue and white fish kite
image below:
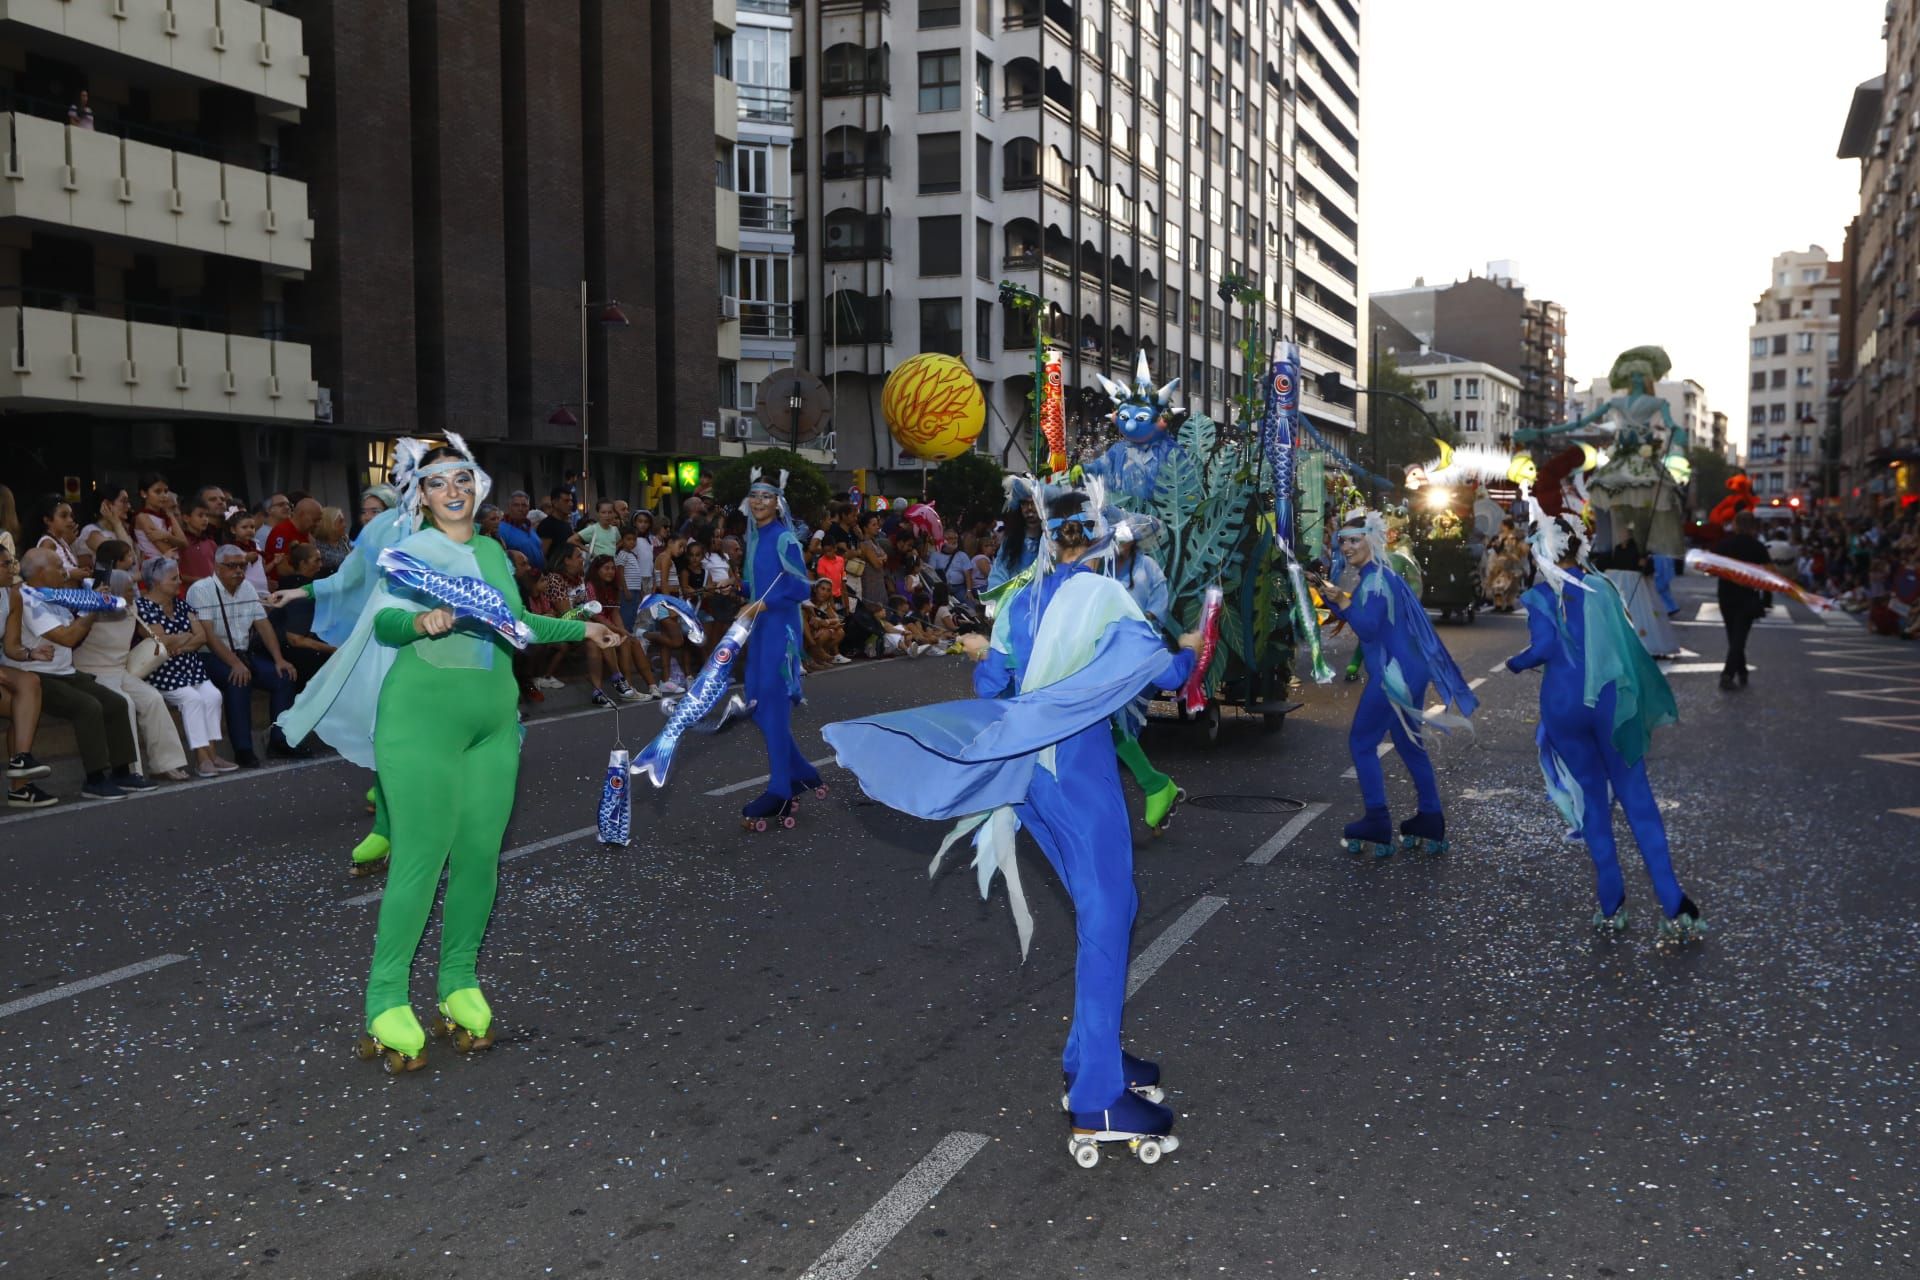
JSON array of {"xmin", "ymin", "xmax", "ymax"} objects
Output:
[
  {"xmin": 376, "ymin": 547, "xmax": 535, "ymax": 649},
  {"xmin": 599, "ymin": 749, "xmax": 632, "ymax": 846},
  {"xmin": 21, "ymin": 585, "xmax": 126, "ymax": 616},
  {"xmin": 1261, "ymin": 341, "xmax": 1301, "ymax": 543},
  {"xmin": 630, "ymin": 593, "xmax": 706, "ymax": 645},
  {"xmin": 629, "ymin": 612, "xmax": 756, "ymax": 788}
]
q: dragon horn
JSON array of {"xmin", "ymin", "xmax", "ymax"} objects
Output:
[
  {"xmin": 1134, "ymin": 349, "xmax": 1153, "ymax": 393},
  {"xmin": 1154, "ymin": 377, "xmax": 1181, "ymax": 405},
  {"xmin": 1092, "ymin": 372, "xmax": 1130, "ymax": 402}
]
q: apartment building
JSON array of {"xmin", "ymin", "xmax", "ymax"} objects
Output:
[
  {"xmin": 2, "ymin": 1, "xmax": 717, "ymax": 506},
  {"xmin": 1396, "ymin": 352, "xmax": 1520, "ymax": 449},
  {"xmin": 1371, "ymin": 264, "xmax": 1568, "ymax": 433},
  {"xmin": 1836, "ymin": 4, "xmax": 1920, "ymax": 511},
  {"xmin": 1743, "ymin": 246, "xmax": 1841, "ymax": 506},
  {"xmin": 789, "ymin": 0, "xmax": 1360, "ymax": 487}
]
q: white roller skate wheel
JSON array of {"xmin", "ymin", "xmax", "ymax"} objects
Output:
[
  {"xmin": 1060, "ymin": 1092, "xmax": 1071, "ymax": 1112},
  {"xmin": 1070, "ymin": 1138, "xmax": 1100, "ymax": 1169},
  {"xmin": 1135, "ymin": 1139, "xmax": 1162, "ymax": 1165}
]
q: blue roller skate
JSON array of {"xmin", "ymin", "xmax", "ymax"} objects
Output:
[
  {"xmin": 1066, "ymin": 1088, "xmax": 1179, "ymax": 1168},
  {"xmin": 1060, "ymin": 1050, "xmax": 1165, "ymax": 1111},
  {"xmin": 1397, "ymin": 810, "xmax": 1449, "ymax": 856},
  {"xmin": 740, "ymin": 790, "xmax": 797, "ymax": 833},
  {"xmin": 1657, "ymin": 895, "xmax": 1706, "ymax": 947},
  {"xmin": 1341, "ymin": 808, "xmax": 1394, "ymax": 858}
]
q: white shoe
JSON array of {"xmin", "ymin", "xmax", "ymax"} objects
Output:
[
  {"xmin": 615, "ymin": 683, "xmax": 643, "ymax": 702},
  {"xmin": 657, "ymin": 680, "xmax": 686, "ymax": 695},
  {"xmin": 832, "ymin": 654, "xmax": 852, "ymax": 665},
  {"xmin": 534, "ymin": 675, "xmax": 564, "ymax": 690},
  {"xmin": 630, "ymin": 688, "xmax": 657, "ymax": 703}
]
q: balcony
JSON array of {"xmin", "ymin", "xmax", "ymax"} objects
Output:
[
  {"xmin": 1, "ymin": 111, "xmax": 311, "ymax": 269},
  {"xmin": 738, "ymin": 194, "xmax": 793, "ymax": 234},
  {"xmin": 0, "ymin": 0, "xmax": 308, "ymax": 111},
  {"xmin": 1002, "ymin": 251, "xmax": 1039, "ymax": 271},
  {"xmin": 737, "ymin": 84, "xmax": 794, "ymax": 125},
  {"xmin": 2, "ymin": 301, "xmax": 315, "ymax": 420},
  {"xmin": 1003, "ymin": 91, "xmax": 1040, "ymax": 113},
  {"xmin": 738, "ymin": 300, "xmax": 795, "ymax": 340},
  {"xmin": 714, "ymin": 77, "xmax": 738, "ymax": 141},
  {"xmin": 737, "ymin": 0, "xmax": 790, "ymax": 13}
]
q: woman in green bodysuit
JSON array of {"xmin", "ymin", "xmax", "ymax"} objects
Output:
[{"xmin": 279, "ymin": 436, "xmax": 619, "ymax": 1071}]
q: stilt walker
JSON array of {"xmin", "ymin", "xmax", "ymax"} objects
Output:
[
  {"xmin": 824, "ymin": 485, "xmax": 1200, "ymax": 1166},
  {"xmin": 278, "ymin": 436, "xmax": 619, "ymax": 1071},
  {"xmin": 268, "ymin": 481, "xmax": 408, "ymax": 877},
  {"xmin": 1502, "ymin": 501, "xmax": 1704, "ymax": 941},
  {"xmin": 1313, "ymin": 508, "xmax": 1477, "ymax": 858},
  {"xmin": 734, "ymin": 469, "xmax": 818, "ymax": 828}
]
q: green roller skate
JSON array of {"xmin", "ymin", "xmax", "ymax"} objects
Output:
[
  {"xmin": 356, "ymin": 1005, "xmax": 427, "ymax": 1074},
  {"xmin": 1143, "ymin": 778, "xmax": 1184, "ymax": 836},
  {"xmin": 350, "ymin": 832, "xmax": 390, "ymax": 878},
  {"xmin": 432, "ymin": 987, "xmax": 496, "ymax": 1053}
]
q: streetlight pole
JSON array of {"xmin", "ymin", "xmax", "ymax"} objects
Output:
[
  {"xmin": 565, "ymin": 279, "xmax": 631, "ymax": 513},
  {"xmin": 788, "ymin": 380, "xmax": 805, "ymax": 458},
  {"xmin": 1370, "ymin": 323, "xmax": 1385, "ymax": 482}
]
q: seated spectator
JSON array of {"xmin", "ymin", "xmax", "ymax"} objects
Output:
[
  {"xmin": 178, "ymin": 501, "xmax": 221, "ymax": 587},
  {"xmin": 904, "ymin": 589, "xmax": 959, "ymax": 651},
  {"xmin": 137, "ymin": 557, "xmax": 233, "ymax": 777},
  {"xmin": 889, "ymin": 592, "xmax": 950, "ymax": 656},
  {"xmin": 358, "ymin": 484, "xmax": 398, "ymax": 534},
  {"xmin": 504, "ymin": 548, "xmax": 546, "ymax": 703},
  {"xmin": 926, "ymin": 528, "xmax": 973, "ymax": 605},
  {"xmin": 254, "ymin": 494, "xmax": 291, "ymax": 551},
  {"xmin": 222, "ymin": 513, "xmax": 273, "ymax": 596},
  {"xmin": 71, "ymin": 540, "xmax": 192, "ymax": 781},
  {"xmin": 803, "ymin": 578, "xmax": 849, "ymax": 670},
  {"xmin": 585, "ymin": 553, "xmax": 656, "ymax": 705},
  {"xmin": 189, "ymin": 544, "xmax": 301, "ymax": 766},
  {"xmin": 843, "ymin": 595, "xmax": 910, "ymax": 659},
  {"xmin": 132, "ymin": 473, "xmax": 186, "ymax": 564},
  {"xmin": 1, "ymin": 646, "xmax": 54, "ymax": 807},
  {"xmin": 531, "ymin": 544, "xmax": 589, "ymax": 691},
  {"xmin": 313, "ymin": 507, "xmax": 353, "ymax": 576},
  {"xmin": 34, "ymin": 493, "xmax": 93, "ymax": 586},
  {"xmin": 573, "ymin": 499, "xmax": 623, "ymax": 561},
  {"xmin": 264, "ymin": 497, "xmax": 322, "ymax": 588},
  {"xmin": 77, "ymin": 484, "xmax": 133, "ymax": 566},
  {"xmin": 497, "ymin": 490, "xmax": 546, "ymax": 572},
  {"xmin": 1, "ymin": 547, "xmax": 153, "ymax": 799},
  {"xmin": 273, "ymin": 543, "xmax": 336, "ymax": 688}
]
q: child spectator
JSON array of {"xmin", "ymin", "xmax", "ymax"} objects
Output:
[{"xmin": 803, "ymin": 578, "xmax": 850, "ymax": 670}]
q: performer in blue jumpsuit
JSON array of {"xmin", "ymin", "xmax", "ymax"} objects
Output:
[
  {"xmin": 824, "ymin": 489, "xmax": 1198, "ymax": 1162},
  {"xmin": 267, "ymin": 481, "xmax": 407, "ymax": 877},
  {"xmin": 1504, "ymin": 511, "xmax": 1703, "ymax": 940},
  {"xmin": 735, "ymin": 470, "xmax": 818, "ymax": 824},
  {"xmin": 1315, "ymin": 509, "xmax": 1477, "ymax": 857}
]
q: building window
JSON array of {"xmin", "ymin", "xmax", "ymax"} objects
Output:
[
  {"xmin": 976, "ymin": 299, "xmax": 993, "ymax": 361},
  {"xmin": 920, "ymin": 215, "xmax": 962, "ymax": 276},
  {"xmin": 1749, "ymin": 405, "xmax": 1765, "ymax": 426},
  {"xmin": 1768, "ymin": 473, "xmax": 1784, "ymax": 494},
  {"xmin": 972, "ymin": 135, "xmax": 993, "ymax": 198},
  {"xmin": 1749, "ymin": 370, "xmax": 1766, "ymax": 391},
  {"xmin": 919, "ymin": 132, "xmax": 961, "ymax": 193},
  {"xmin": 1465, "ymin": 377, "xmax": 1480, "ymax": 399},
  {"xmin": 919, "ymin": 0, "xmax": 959, "ymax": 28},
  {"xmin": 1004, "ymin": 137, "xmax": 1038, "ymax": 188},
  {"xmin": 1795, "ymin": 367, "xmax": 1813, "ymax": 387},
  {"xmin": 977, "ymin": 0, "xmax": 991, "ymax": 33},
  {"xmin": 1769, "ymin": 403, "xmax": 1786, "ymax": 423},
  {"xmin": 921, "ymin": 297, "xmax": 963, "ymax": 356},
  {"xmin": 976, "ymin": 218, "xmax": 992, "ymax": 280},
  {"xmin": 1771, "ymin": 333, "xmax": 1787, "ymax": 355},
  {"xmin": 1426, "ymin": 379, "xmax": 1438, "ymax": 400},
  {"xmin": 719, "ymin": 361, "xmax": 738, "ymax": 410},
  {"xmin": 1452, "ymin": 377, "xmax": 1462, "ymax": 398},
  {"xmin": 1751, "ymin": 337, "xmax": 1767, "ymax": 357},
  {"xmin": 736, "ymin": 254, "xmax": 793, "ymax": 338},
  {"xmin": 1770, "ymin": 368, "xmax": 1786, "ymax": 389},
  {"xmin": 919, "ymin": 51, "xmax": 962, "ymax": 111},
  {"xmin": 1465, "ymin": 410, "xmax": 1480, "ymax": 432},
  {"xmin": 976, "ymin": 55, "xmax": 993, "ymax": 117},
  {"xmin": 1796, "ymin": 332, "xmax": 1815, "ymax": 353}
]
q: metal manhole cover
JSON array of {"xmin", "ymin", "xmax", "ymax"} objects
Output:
[{"xmin": 1183, "ymin": 795, "xmax": 1307, "ymax": 815}]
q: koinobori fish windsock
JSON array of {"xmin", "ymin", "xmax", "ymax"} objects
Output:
[
  {"xmin": 376, "ymin": 547, "xmax": 537, "ymax": 648},
  {"xmin": 1684, "ymin": 549, "xmax": 1835, "ymax": 612},
  {"xmin": 1181, "ymin": 585, "xmax": 1225, "ymax": 714},
  {"xmin": 1261, "ymin": 343, "xmax": 1301, "ymax": 547},
  {"xmin": 21, "ymin": 585, "xmax": 126, "ymax": 616},
  {"xmin": 629, "ymin": 613, "xmax": 757, "ymax": 788},
  {"xmin": 1042, "ymin": 347, "xmax": 1067, "ymax": 476},
  {"xmin": 1287, "ymin": 557, "xmax": 1336, "ymax": 684},
  {"xmin": 599, "ymin": 749, "xmax": 632, "ymax": 846}
]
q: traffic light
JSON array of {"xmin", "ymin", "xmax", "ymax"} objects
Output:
[{"xmin": 675, "ymin": 459, "xmax": 702, "ymax": 493}]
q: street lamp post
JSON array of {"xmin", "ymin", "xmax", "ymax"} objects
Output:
[
  {"xmin": 552, "ymin": 280, "xmax": 631, "ymax": 512},
  {"xmin": 787, "ymin": 382, "xmax": 805, "ymax": 457}
]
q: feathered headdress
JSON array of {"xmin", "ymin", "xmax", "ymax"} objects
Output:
[
  {"xmin": 741, "ymin": 466, "xmax": 793, "ymax": 580},
  {"xmin": 394, "ymin": 431, "xmax": 493, "ymax": 525},
  {"xmin": 1521, "ymin": 485, "xmax": 1593, "ymax": 598}
]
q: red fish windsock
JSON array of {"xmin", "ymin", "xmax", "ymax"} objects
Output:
[
  {"xmin": 1182, "ymin": 585, "xmax": 1225, "ymax": 714},
  {"xmin": 1042, "ymin": 348, "xmax": 1066, "ymax": 476},
  {"xmin": 1683, "ymin": 549, "xmax": 1835, "ymax": 613}
]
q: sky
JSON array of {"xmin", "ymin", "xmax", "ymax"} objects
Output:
[{"xmin": 1360, "ymin": 0, "xmax": 1883, "ymax": 451}]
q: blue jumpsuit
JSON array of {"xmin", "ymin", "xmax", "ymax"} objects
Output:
[
  {"xmin": 742, "ymin": 519, "xmax": 816, "ymax": 810},
  {"xmin": 1325, "ymin": 561, "xmax": 1451, "ymax": 816},
  {"xmin": 977, "ymin": 563, "xmax": 1193, "ymax": 1111},
  {"xmin": 1508, "ymin": 570, "xmax": 1687, "ymax": 919}
]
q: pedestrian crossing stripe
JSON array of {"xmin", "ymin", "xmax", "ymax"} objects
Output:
[
  {"xmin": 1840, "ymin": 714, "xmax": 1920, "ymax": 733},
  {"xmin": 1863, "ymin": 752, "xmax": 1920, "ymax": 769},
  {"xmin": 1828, "ymin": 688, "xmax": 1920, "ymax": 706},
  {"xmin": 1664, "ymin": 661, "xmax": 1756, "ymax": 675},
  {"xmin": 1893, "ymin": 808, "xmax": 1920, "ymax": 820},
  {"xmin": 1692, "ymin": 601, "xmax": 1803, "ymax": 627},
  {"xmin": 1812, "ymin": 666, "xmax": 1920, "ymax": 681}
]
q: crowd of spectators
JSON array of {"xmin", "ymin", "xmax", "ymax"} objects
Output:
[
  {"xmin": 1775, "ymin": 504, "xmax": 1920, "ymax": 638},
  {"xmin": 0, "ymin": 472, "xmax": 1006, "ymax": 810}
]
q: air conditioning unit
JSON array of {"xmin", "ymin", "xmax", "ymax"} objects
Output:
[
  {"xmin": 728, "ymin": 417, "xmax": 755, "ymax": 440},
  {"xmin": 825, "ymin": 221, "xmax": 855, "ymax": 249},
  {"xmin": 718, "ymin": 294, "xmax": 740, "ymax": 320}
]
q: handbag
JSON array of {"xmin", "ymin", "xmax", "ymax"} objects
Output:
[{"xmin": 126, "ymin": 617, "xmax": 168, "ymax": 680}]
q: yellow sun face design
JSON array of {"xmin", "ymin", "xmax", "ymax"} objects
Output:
[{"xmin": 883, "ymin": 353, "xmax": 987, "ymax": 461}]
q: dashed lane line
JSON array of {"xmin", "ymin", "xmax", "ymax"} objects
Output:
[
  {"xmin": 0, "ymin": 954, "xmax": 190, "ymax": 1020},
  {"xmin": 797, "ymin": 1132, "xmax": 990, "ymax": 1280},
  {"xmin": 1245, "ymin": 803, "xmax": 1330, "ymax": 866},
  {"xmin": 1126, "ymin": 895, "xmax": 1229, "ymax": 998}
]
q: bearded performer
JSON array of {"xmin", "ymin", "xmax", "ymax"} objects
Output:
[
  {"xmin": 732, "ymin": 469, "xmax": 822, "ymax": 827},
  {"xmin": 1313, "ymin": 508, "xmax": 1477, "ymax": 858},
  {"xmin": 278, "ymin": 436, "xmax": 620, "ymax": 1071},
  {"xmin": 1502, "ymin": 501, "xmax": 1704, "ymax": 942},
  {"xmin": 823, "ymin": 483, "xmax": 1200, "ymax": 1167}
]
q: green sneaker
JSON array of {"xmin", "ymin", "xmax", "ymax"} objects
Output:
[
  {"xmin": 434, "ymin": 987, "xmax": 496, "ymax": 1052},
  {"xmin": 357, "ymin": 1005, "xmax": 427, "ymax": 1071},
  {"xmin": 1143, "ymin": 778, "xmax": 1182, "ymax": 831},
  {"xmin": 350, "ymin": 832, "xmax": 390, "ymax": 877}
]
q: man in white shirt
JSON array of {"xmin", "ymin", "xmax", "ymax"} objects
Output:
[
  {"xmin": 188, "ymin": 544, "xmax": 301, "ymax": 767},
  {"xmin": 2, "ymin": 549, "xmax": 152, "ymax": 799}
]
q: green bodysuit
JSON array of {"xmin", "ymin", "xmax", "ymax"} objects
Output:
[{"xmin": 363, "ymin": 534, "xmax": 583, "ymax": 1024}]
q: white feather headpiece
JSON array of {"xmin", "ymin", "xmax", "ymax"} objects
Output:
[
  {"xmin": 1521, "ymin": 486, "xmax": 1592, "ymax": 597},
  {"xmin": 396, "ymin": 431, "xmax": 492, "ymax": 523}
]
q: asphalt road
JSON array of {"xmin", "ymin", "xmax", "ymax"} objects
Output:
[{"xmin": 2, "ymin": 574, "xmax": 1915, "ymax": 1280}]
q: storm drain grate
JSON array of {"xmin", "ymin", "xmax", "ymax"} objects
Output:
[{"xmin": 1183, "ymin": 794, "xmax": 1308, "ymax": 815}]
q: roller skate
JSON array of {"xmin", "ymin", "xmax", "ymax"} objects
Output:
[
  {"xmin": 355, "ymin": 1005, "xmax": 427, "ymax": 1074},
  {"xmin": 364, "ymin": 785, "xmax": 377, "ymax": 815},
  {"xmin": 1060, "ymin": 1050, "xmax": 1165, "ymax": 1111},
  {"xmin": 791, "ymin": 763, "xmax": 829, "ymax": 803},
  {"xmin": 741, "ymin": 790, "xmax": 797, "ymax": 833},
  {"xmin": 349, "ymin": 832, "xmax": 390, "ymax": 878},
  {"xmin": 1397, "ymin": 810, "xmax": 1449, "ymax": 856},
  {"xmin": 1657, "ymin": 896, "xmax": 1707, "ymax": 947},
  {"xmin": 1341, "ymin": 808, "xmax": 1394, "ymax": 859},
  {"xmin": 1591, "ymin": 905, "xmax": 1630, "ymax": 935},
  {"xmin": 1143, "ymin": 779, "xmax": 1184, "ymax": 837},
  {"xmin": 1066, "ymin": 1089, "xmax": 1180, "ymax": 1168},
  {"xmin": 431, "ymin": 987, "xmax": 496, "ymax": 1052}
]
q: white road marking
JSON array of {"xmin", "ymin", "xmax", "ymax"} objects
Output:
[
  {"xmin": 1663, "ymin": 662, "xmax": 1758, "ymax": 675},
  {"xmin": 704, "ymin": 755, "xmax": 837, "ymax": 797},
  {"xmin": 1840, "ymin": 714, "xmax": 1920, "ymax": 734},
  {"xmin": 1828, "ymin": 687, "xmax": 1920, "ymax": 706},
  {"xmin": 1863, "ymin": 752, "xmax": 1920, "ymax": 769},
  {"xmin": 798, "ymin": 1132, "xmax": 989, "ymax": 1280},
  {"xmin": 343, "ymin": 825, "xmax": 601, "ymax": 907},
  {"xmin": 1245, "ymin": 803, "xmax": 1329, "ymax": 866},
  {"xmin": 1126, "ymin": 895, "xmax": 1228, "ymax": 998},
  {"xmin": 1893, "ymin": 808, "xmax": 1920, "ymax": 820},
  {"xmin": 0, "ymin": 954, "xmax": 190, "ymax": 1019}
]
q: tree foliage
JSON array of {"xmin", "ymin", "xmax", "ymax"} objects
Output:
[
  {"xmin": 710, "ymin": 449, "xmax": 834, "ymax": 526},
  {"xmin": 1361, "ymin": 354, "xmax": 1459, "ymax": 483},
  {"xmin": 924, "ymin": 452, "xmax": 1007, "ymax": 528},
  {"xmin": 1685, "ymin": 447, "xmax": 1736, "ymax": 517}
]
